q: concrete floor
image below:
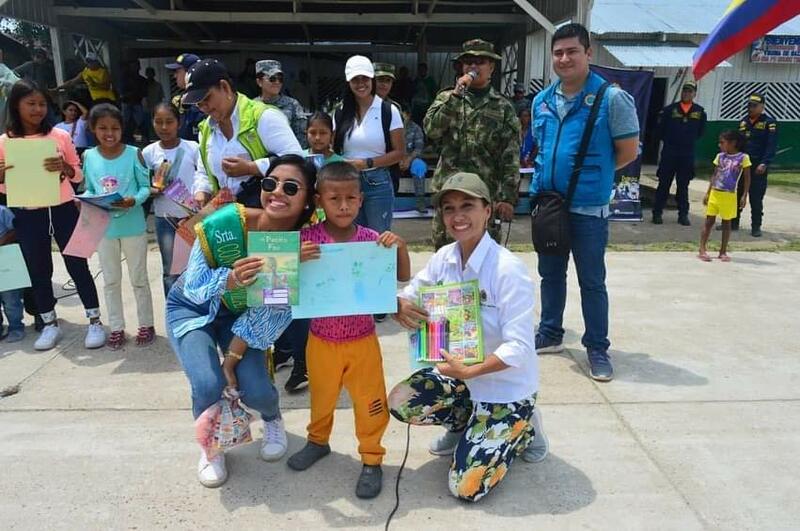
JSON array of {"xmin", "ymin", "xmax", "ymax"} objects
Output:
[{"xmin": 1, "ymin": 248, "xmax": 799, "ymax": 530}]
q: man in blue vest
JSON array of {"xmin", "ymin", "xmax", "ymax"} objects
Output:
[
  {"xmin": 529, "ymin": 23, "xmax": 639, "ymax": 382},
  {"xmin": 652, "ymin": 80, "xmax": 707, "ymax": 226}
]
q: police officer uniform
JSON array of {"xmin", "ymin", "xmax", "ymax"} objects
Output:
[
  {"xmin": 652, "ymin": 80, "xmax": 706, "ymax": 225},
  {"xmin": 165, "ymin": 53, "xmax": 206, "ymax": 141},
  {"xmin": 736, "ymin": 92, "xmax": 777, "ymax": 236}
]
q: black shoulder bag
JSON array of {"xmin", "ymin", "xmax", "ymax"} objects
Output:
[{"xmin": 530, "ymin": 82, "xmax": 609, "ymax": 255}]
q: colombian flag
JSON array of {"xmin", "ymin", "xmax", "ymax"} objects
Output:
[{"xmin": 693, "ymin": 0, "xmax": 800, "ymax": 79}]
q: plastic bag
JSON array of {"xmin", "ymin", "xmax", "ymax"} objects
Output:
[{"xmin": 195, "ymin": 389, "xmax": 253, "ymax": 458}]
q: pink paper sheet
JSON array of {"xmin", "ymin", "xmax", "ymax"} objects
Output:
[{"xmin": 63, "ymin": 202, "xmax": 110, "ymax": 258}]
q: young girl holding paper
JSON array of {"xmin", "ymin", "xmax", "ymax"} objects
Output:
[
  {"xmin": 83, "ymin": 103, "xmax": 155, "ymax": 350},
  {"xmin": 0, "ymin": 79, "xmax": 105, "ymax": 352},
  {"xmin": 143, "ymin": 102, "xmax": 200, "ymax": 296},
  {"xmin": 389, "ymin": 172, "xmax": 548, "ymax": 503}
]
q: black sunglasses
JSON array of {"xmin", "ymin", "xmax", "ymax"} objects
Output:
[{"xmin": 261, "ymin": 176, "xmax": 303, "ymax": 195}]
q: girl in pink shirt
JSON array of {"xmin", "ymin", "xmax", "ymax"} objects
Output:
[{"xmin": 0, "ymin": 79, "xmax": 105, "ymax": 351}]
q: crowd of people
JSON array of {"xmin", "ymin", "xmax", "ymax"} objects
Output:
[{"xmin": 0, "ymin": 21, "xmax": 780, "ymax": 504}]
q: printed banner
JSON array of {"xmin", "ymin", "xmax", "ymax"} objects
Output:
[
  {"xmin": 591, "ymin": 65, "xmax": 653, "ymax": 221},
  {"xmin": 751, "ymin": 36, "xmax": 800, "ymax": 64}
]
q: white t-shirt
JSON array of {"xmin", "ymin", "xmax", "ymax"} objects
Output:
[
  {"xmin": 55, "ymin": 119, "xmax": 90, "ymax": 148},
  {"xmin": 335, "ymin": 95, "xmax": 403, "ymax": 160},
  {"xmin": 142, "ymin": 139, "xmax": 200, "ymax": 218}
]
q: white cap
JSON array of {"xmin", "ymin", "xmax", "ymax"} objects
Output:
[{"xmin": 345, "ymin": 55, "xmax": 374, "ymax": 81}]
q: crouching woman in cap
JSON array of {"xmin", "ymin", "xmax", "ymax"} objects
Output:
[
  {"xmin": 183, "ymin": 58, "xmax": 302, "ymax": 209},
  {"xmin": 389, "ymin": 172, "xmax": 548, "ymax": 502}
]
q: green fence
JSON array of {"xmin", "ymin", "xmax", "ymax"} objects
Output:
[{"xmin": 695, "ymin": 121, "xmax": 799, "ymax": 170}]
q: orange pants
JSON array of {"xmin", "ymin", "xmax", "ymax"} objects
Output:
[{"xmin": 306, "ymin": 331, "xmax": 389, "ymax": 465}]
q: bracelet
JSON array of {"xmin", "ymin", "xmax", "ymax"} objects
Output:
[
  {"xmin": 225, "ymin": 350, "xmax": 243, "ymax": 361},
  {"xmin": 230, "ymin": 269, "xmax": 244, "ymax": 287}
]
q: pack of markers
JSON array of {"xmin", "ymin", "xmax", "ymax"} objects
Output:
[{"xmin": 409, "ymin": 280, "xmax": 484, "ymax": 365}]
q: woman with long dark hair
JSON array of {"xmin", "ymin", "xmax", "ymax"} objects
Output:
[
  {"xmin": 333, "ymin": 55, "xmax": 404, "ymax": 234},
  {"xmin": 166, "ymin": 154, "xmax": 318, "ymax": 488}
]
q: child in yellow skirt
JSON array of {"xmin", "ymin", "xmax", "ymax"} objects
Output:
[
  {"xmin": 699, "ymin": 130, "xmax": 751, "ymax": 262},
  {"xmin": 286, "ymin": 161, "xmax": 410, "ymax": 499}
]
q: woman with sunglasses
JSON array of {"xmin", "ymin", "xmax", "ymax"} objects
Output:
[
  {"xmin": 184, "ymin": 59, "xmax": 303, "ymax": 210},
  {"xmin": 166, "ymin": 154, "xmax": 317, "ymax": 489},
  {"xmin": 333, "ymin": 55, "xmax": 405, "ymax": 235}
]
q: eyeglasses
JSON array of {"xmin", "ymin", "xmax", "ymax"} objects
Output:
[
  {"xmin": 269, "ymin": 75, "xmax": 284, "ymax": 83},
  {"xmin": 261, "ymin": 176, "xmax": 304, "ymax": 195}
]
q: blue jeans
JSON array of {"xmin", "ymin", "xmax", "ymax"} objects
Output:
[
  {"xmin": 0, "ymin": 289, "xmax": 24, "ymax": 332},
  {"xmin": 155, "ymin": 216, "xmax": 182, "ymax": 297},
  {"xmin": 537, "ymin": 213, "xmax": 610, "ymax": 352},
  {"xmin": 355, "ymin": 168, "xmax": 394, "ymax": 233},
  {"xmin": 168, "ymin": 305, "xmax": 281, "ymax": 421}
]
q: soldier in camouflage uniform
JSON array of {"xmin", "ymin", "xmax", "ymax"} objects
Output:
[
  {"xmin": 424, "ymin": 39, "xmax": 520, "ymax": 248},
  {"xmin": 255, "ymin": 59, "xmax": 308, "ymax": 148}
]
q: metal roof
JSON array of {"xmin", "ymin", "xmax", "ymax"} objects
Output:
[
  {"xmin": 592, "ymin": 0, "xmax": 800, "ymax": 36},
  {"xmin": 603, "ymin": 44, "xmax": 732, "ymax": 67}
]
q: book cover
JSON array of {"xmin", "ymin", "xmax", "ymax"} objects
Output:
[
  {"xmin": 246, "ymin": 231, "xmax": 300, "ymax": 306},
  {"xmin": 409, "ymin": 280, "xmax": 485, "ymax": 365},
  {"xmin": 75, "ymin": 191, "xmax": 125, "ymax": 210}
]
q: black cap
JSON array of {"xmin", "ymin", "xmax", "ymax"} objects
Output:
[
  {"xmin": 166, "ymin": 53, "xmax": 200, "ymax": 71},
  {"xmin": 747, "ymin": 92, "xmax": 765, "ymax": 105},
  {"xmin": 183, "ymin": 59, "xmax": 228, "ymax": 105}
]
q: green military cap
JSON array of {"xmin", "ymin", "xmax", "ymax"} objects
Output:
[
  {"xmin": 682, "ymin": 80, "xmax": 697, "ymax": 91},
  {"xmin": 456, "ymin": 39, "xmax": 502, "ymax": 61},
  {"xmin": 434, "ymin": 172, "xmax": 491, "ymax": 207},
  {"xmin": 374, "ymin": 62, "xmax": 396, "ymax": 79}
]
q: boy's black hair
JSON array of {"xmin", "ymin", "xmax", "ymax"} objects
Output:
[
  {"xmin": 551, "ymin": 23, "xmax": 591, "ymax": 51},
  {"xmin": 719, "ymin": 129, "xmax": 745, "ymax": 151},
  {"xmin": 89, "ymin": 103, "xmax": 124, "ymax": 129},
  {"xmin": 5, "ymin": 79, "xmax": 53, "ymax": 137},
  {"xmin": 316, "ymin": 161, "xmax": 361, "ymax": 191}
]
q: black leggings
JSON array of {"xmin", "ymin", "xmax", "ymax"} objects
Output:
[{"xmin": 12, "ymin": 202, "xmax": 100, "ymax": 318}]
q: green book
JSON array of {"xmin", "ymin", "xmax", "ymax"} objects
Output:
[{"xmin": 246, "ymin": 231, "xmax": 300, "ymax": 306}]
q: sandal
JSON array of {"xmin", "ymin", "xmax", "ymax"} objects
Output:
[
  {"xmin": 136, "ymin": 326, "xmax": 156, "ymax": 346},
  {"xmin": 697, "ymin": 252, "xmax": 712, "ymax": 262},
  {"xmin": 107, "ymin": 330, "xmax": 126, "ymax": 350},
  {"xmin": 718, "ymin": 254, "xmax": 732, "ymax": 262}
]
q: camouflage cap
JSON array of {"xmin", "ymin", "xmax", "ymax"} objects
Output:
[
  {"xmin": 682, "ymin": 80, "xmax": 697, "ymax": 91},
  {"xmin": 456, "ymin": 39, "xmax": 501, "ymax": 61},
  {"xmin": 374, "ymin": 63, "xmax": 396, "ymax": 79},
  {"xmin": 256, "ymin": 59, "xmax": 283, "ymax": 77},
  {"xmin": 434, "ymin": 172, "xmax": 491, "ymax": 207}
]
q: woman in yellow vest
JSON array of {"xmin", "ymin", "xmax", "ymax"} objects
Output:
[
  {"xmin": 183, "ymin": 59, "xmax": 303, "ymax": 209},
  {"xmin": 166, "ymin": 154, "xmax": 317, "ymax": 488},
  {"xmin": 58, "ymin": 53, "xmax": 116, "ymax": 103}
]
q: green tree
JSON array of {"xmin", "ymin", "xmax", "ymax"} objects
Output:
[{"xmin": 0, "ymin": 17, "xmax": 51, "ymax": 49}]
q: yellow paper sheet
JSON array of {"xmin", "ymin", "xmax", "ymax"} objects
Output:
[{"xmin": 4, "ymin": 138, "xmax": 60, "ymax": 208}]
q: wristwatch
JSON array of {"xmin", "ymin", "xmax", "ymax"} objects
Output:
[{"xmin": 366, "ymin": 157, "xmax": 374, "ymax": 169}]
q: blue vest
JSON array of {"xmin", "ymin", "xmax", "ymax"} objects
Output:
[{"xmin": 529, "ymin": 72, "xmax": 615, "ymax": 207}]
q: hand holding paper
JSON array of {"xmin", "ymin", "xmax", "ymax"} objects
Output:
[{"xmin": 4, "ymin": 138, "xmax": 61, "ymax": 207}]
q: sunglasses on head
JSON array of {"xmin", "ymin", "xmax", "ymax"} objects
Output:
[{"xmin": 261, "ymin": 176, "xmax": 303, "ymax": 195}]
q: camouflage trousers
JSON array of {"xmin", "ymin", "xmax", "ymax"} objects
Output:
[
  {"xmin": 388, "ymin": 368, "xmax": 537, "ymax": 502},
  {"xmin": 431, "ymin": 210, "xmax": 504, "ymax": 250}
]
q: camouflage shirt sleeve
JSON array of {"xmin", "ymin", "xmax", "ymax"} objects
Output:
[
  {"xmin": 423, "ymin": 90, "xmax": 463, "ymax": 142},
  {"xmin": 497, "ymin": 102, "xmax": 521, "ymax": 205},
  {"xmin": 290, "ymin": 98, "xmax": 308, "ymax": 148}
]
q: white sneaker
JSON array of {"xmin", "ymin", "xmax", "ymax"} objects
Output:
[
  {"xmin": 522, "ymin": 408, "xmax": 549, "ymax": 463},
  {"xmin": 197, "ymin": 451, "xmax": 227, "ymax": 488},
  {"xmin": 34, "ymin": 324, "xmax": 62, "ymax": 351},
  {"xmin": 429, "ymin": 429, "xmax": 464, "ymax": 456},
  {"xmin": 84, "ymin": 322, "xmax": 107, "ymax": 349},
  {"xmin": 260, "ymin": 418, "xmax": 288, "ymax": 461}
]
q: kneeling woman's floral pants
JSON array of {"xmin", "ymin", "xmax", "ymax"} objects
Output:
[{"xmin": 388, "ymin": 368, "xmax": 537, "ymax": 502}]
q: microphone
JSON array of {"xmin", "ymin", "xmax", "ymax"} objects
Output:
[{"xmin": 456, "ymin": 70, "xmax": 478, "ymax": 96}]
